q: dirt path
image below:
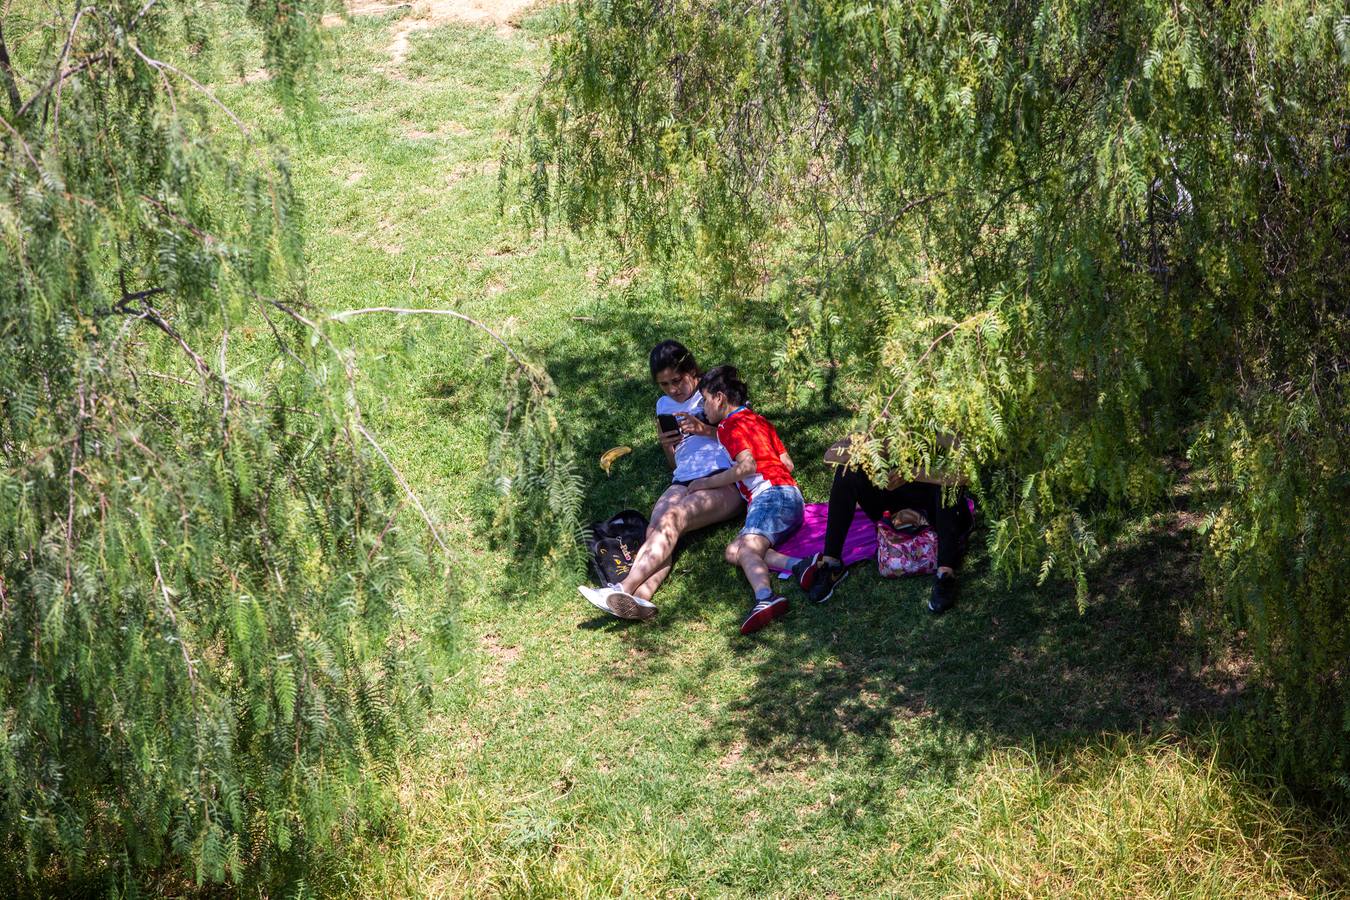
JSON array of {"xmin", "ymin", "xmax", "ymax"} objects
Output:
[{"xmin": 326, "ymin": 0, "xmax": 539, "ymax": 63}]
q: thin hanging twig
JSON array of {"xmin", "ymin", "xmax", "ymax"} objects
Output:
[
  {"xmin": 876, "ymin": 310, "xmax": 991, "ymax": 421},
  {"xmin": 328, "ymin": 306, "xmax": 540, "ymax": 378},
  {"xmin": 0, "ymin": 110, "xmax": 39, "ymax": 170},
  {"xmin": 129, "ymin": 43, "xmax": 251, "ymax": 138},
  {"xmin": 356, "ymin": 423, "xmax": 450, "ymax": 558}
]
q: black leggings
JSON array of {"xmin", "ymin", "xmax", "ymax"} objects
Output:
[{"xmin": 823, "ymin": 466, "xmax": 971, "ymax": 571}]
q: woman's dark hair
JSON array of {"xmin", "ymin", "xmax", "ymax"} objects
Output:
[
  {"xmin": 648, "ymin": 339, "xmax": 699, "ymax": 381},
  {"xmin": 698, "ymin": 365, "xmax": 749, "ymax": 406}
]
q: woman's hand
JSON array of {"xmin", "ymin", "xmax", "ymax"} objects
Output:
[
  {"xmin": 657, "ymin": 422, "xmax": 681, "ymax": 471},
  {"xmin": 675, "ymin": 411, "xmax": 715, "ymax": 438},
  {"xmin": 890, "ymin": 508, "xmax": 927, "ymax": 527}
]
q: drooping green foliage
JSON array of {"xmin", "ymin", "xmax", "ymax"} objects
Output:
[
  {"xmin": 0, "ymin": 0, "xmax": 438, "ymax": 890},
  {"xmin": 510, "ymin": 0, "xmax": 1350, "ymax": 796},
  {"xmin": 487, "ymin": 361, "xmax": 587, "ymax": 573}
]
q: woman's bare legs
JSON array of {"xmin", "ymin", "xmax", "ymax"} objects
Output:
[
  {"xmin": 615, "ymin": 485, "xmax": 685, "ymax": 599},
  {"xmin": 618, "ymin": 484, "xmax": 743, "ymax": 601}
]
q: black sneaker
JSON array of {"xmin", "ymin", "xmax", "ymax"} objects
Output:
[
  {"xmin": 805, "ymin": 559, "xmax": 848, "ymax": 605},
  {"xmin": 740, "ymin": 595, "xmax": 789, "ymax": 635},
  {"xmin": 791, "ymin": 554, "xmax": 821, "ymax": 590},
  {"xmin": 928, "ymin": 571, "xmax": 958, "ymax": 614}
]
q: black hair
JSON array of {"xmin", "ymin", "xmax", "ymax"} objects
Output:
[
  {"xmin": 698, "ymin": 365, "xmax": 749, "ymax": 406},
  {"xmin": 648, "ymin": 339, "xmax": 699, "ymax": 380}
]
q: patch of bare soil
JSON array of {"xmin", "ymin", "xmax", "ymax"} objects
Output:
[
  {"xmin": 370, "ymin": 214, "xmax": 404, "ymax": 255},
  {"xmin": 479, "ymin": 631, "xmax": 522, "ymax": 685},
  {"xmin": 444, "ymin": 158, "xmax": 497, "ymax": 187},
  {"xmin": 719, "ymin": 739, "xmax": 747, "ymax": 770},
  {"xmin": 403, "ymin": 120, "xmax": 472, "ymax": 140},
  {"xmin": 326, "ymin": 0, "xmax": 540, "ymax": 66}
]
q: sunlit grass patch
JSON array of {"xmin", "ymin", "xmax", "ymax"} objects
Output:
[{"xmin": 934, "ymin": 735, "xmax": 1349, "ymax": 898}]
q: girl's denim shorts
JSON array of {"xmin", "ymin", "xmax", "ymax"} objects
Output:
[{"xmin": 741, "ymin": 484, "xmax": 805, "ymax": 544}]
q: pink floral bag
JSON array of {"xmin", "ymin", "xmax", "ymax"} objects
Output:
[{"xmin": 876, "ymin": 521, "xmax": 938, "ymax": 577}]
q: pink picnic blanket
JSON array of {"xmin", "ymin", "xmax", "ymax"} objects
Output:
[{"xmin": 769, "ymin": 502, "xmax": 876, "ymax": 573}]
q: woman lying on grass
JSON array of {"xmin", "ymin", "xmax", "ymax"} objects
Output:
[{"xmin": 578, "ymin": 340, "xmax": 745, "ymax": 620}]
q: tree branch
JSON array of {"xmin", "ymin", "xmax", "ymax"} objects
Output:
[
  {"xmin": 89, "ymin": 285, "xmax": 167, "ymax": 316},
  {"xmin": 120, "ymin": 286, "xmax": 166, "ymax": 306},
  {"xmin": 129, "ymin": 43, "xmax": 251, "ymax": 139},
  {"xmin": 107, "ymin": 293, "xmax": 240, "ymax": 417},
  {"xmin": 0, "ymin": 20, "xmax": 22, "ymax": 116},
  {"xmin": 328, "ymin": 305, "xmax": 545, "ymax": 382},
  {"xmin": 27, "ymin": 5, "xmax": 92, "ymax": 129},
  {"xmin": 0, "ymin": 107, "xmax": 39, "ymax": 170},
  {"xmin": 356, "ymin": 423, "xmax": 450, "ymax": 559},
  {"xmin": 135, "ymin": 304, "xmax": 213, "ymax": 380},
  {"xmin": 267, "ymin": 297, "xmax": 457, "ymax": 564},
  {"xmin": 51, "ymin": 7, "xmax": 97, "ymax": 145},
  {"xmin": 131, "ymin": 0, "xmax": 160, "ymax": 30},
  {"xmin": 13, "ymin": 50, "xmax": 107, "ymax": 120}
]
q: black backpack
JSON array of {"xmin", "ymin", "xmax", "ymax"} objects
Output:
[{"xmin": 585, "ymin": 509, "xmax": 649, "ymax": 587}]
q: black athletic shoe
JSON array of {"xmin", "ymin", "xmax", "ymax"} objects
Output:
[
  {"xmin": 740, "ymin": 595, "xmax": 789, "ymax": 635},
  {"xmin": 791, "ymin": 554, "xmax": 821, "ymax": 590},
  {"xmin": 928, "ymin": 571, "xmax": 958, "ymax": 614},
  {"xmin": 805, "ymin": 559, "xmax": 848, "ymax": 605}
]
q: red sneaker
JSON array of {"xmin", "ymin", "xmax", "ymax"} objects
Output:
[{"xmin": 740, "ymin": 595, "xmax": 789, "ymax": 635}]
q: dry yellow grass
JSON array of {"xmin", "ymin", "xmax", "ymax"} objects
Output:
[{"xmin": 934, "ymin": 736, "xmax": 1349, "ymax": 898}]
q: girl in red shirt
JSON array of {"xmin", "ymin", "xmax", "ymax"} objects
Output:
[{"xmin": 688, "ymin": 365, "xmax": 806, "ymax": 634}]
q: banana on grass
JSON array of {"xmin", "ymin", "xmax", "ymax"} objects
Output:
[{"xmin": 599, "ymin": 446, "xmax": 631, "ymax": 475}]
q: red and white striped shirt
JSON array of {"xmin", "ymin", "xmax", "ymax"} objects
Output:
[{"xmin": 716, "ymin": 407, "xmax": 796, "ymax": 502}]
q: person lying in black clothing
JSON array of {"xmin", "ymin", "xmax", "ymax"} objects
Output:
[{"xmin": 792, "ymin": 434, "xmax": 973, "ymax": 614}]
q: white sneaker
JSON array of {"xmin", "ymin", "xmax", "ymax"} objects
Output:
[
  {"xmin": 603, "ymin": 589, "xmax": 657, "ymax": 621},
  {"xmin": 578, "ymin": 584, "xmax": 616, "ymax": 614}
]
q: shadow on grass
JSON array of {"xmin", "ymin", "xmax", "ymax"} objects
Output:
[
  {"xmin": 701, "ymin": 509, "xmax": 1251, "ymax": 777},
  {"xmin": 539, "ymin": 309, "xmax": 1242, "ymax": 760}
]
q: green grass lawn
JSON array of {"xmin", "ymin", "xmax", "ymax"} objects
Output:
[{"xmin": 223, "ymin": 8, "xmax": 1348, "ymax": 897}]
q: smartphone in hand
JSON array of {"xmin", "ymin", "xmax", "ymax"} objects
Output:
[{"xmin": 657, "ymin": 413, "xmax": 680, "ymax": 434}]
